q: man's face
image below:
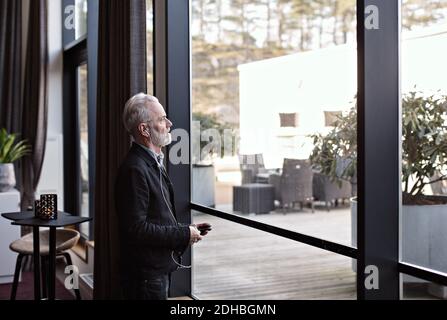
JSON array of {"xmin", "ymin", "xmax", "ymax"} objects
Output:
[{"xmin": 147, "ymin": 102, "xmax": 173, "ymax": 147}]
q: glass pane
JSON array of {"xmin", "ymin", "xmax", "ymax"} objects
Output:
[
  {"xmin": 400, "ymin": 0, "xmax": 447, "ymax": 274},
  {"xmin": 191, "ymin": 0, "xmax": 357, "ymax": 247},
  {"xmin": 192, "ymin": 211, "xmax": 356, "ymax": 299},
  {"xmin": 75, "ymin": 0, "xmax": 88, "ymax": 39},
  {"xmin": 77, "ymin": 64, "xmax": 89, "ymax": 238},
  {"xmin": 401, "ymin": 274, "xmax": 446, "ymax": 300},
  {"xmin": 147, "ymin": 0, "xmax": 154, "ymax": 94}
]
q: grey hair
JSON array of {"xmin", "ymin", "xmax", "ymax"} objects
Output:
[{"xmin": 122, "ymin": 93, "xmax": 159, "ymax": 135}]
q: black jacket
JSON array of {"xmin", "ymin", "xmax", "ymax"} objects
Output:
[{"xmin": 115, "ymin": 143, "xmax": 190, "ymax": 278}]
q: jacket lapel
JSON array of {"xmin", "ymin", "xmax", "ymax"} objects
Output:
[
  {"xmin": 131, "ymin": 143, "xmax": 177, "ymax": 217},
  {"xmin": 130, "ymin": 143, "xmax": 159, "ymax": 169}
]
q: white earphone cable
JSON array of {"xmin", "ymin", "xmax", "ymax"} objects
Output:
[{"xmin": 159, "ymin": 163, "xmax": 192, "ymax": 269}]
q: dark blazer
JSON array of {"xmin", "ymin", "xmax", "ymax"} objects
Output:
[{"xmin": 115, "ymin": 143, "xmax": 190, "ymax": 278}]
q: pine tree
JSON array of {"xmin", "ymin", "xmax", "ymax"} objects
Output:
[{"xmin": 402, "ymin": 0, "xmax": 447, "ymax": 30}]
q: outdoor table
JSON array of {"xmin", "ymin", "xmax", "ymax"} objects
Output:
[{"xmin": 233, "ymin": 183, "xmax": 275, "ymax": 214}]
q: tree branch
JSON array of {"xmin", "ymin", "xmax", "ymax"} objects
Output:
[{"xmin": 428, "ymin": 174, "xmax": 447, "ymax": 185}]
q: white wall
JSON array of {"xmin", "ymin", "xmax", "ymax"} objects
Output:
[
  {"xmin": 238, "ymin": 26, "xmax": 447, "ymax": 169},
  {"xmin": 238, "ymin": 43, "xmax": 357, "ymax": 168},
  {"xmin": 36, "ymin": 0, "xmax": 64, "ymax": 209},
  {"xmin": 46, "ymin": 0, "xmax": 64, "ymax": 136},
  {"xmin": 401, "ymin": 27, "xmax": 447, "ymax": 93}
]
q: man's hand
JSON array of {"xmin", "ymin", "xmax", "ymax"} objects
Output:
[{"xmin": 189, "ymin": 225, "xmax": 203, "ymax": 245}]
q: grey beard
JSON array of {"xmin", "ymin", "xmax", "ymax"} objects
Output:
[{"xmin": 152, "ymin": 131, "xmax": 172, "ymax": 147}]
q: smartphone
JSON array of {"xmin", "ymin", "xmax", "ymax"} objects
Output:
[{"xmin": 198, "ymin": 223, "xmax": 212, "ymax": 234}]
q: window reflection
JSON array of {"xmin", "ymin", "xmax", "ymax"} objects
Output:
[
  {"xmin": 75, "ymin": 0, "xmax": 88, "ymax": 39},
  {"xmin": 191, "ymin": 0, "xmax": 357, "ymax": 247},
  {"xmin": 192, "ymin": 211, "xmax": 356, "ymax": 300},
  {"xmin": 400, "ymin": 0, "xmax": 447, "ymax": 299},
  {"xmin": 77, "ymin": 64, "xmax": 89, "ymax": 237}
]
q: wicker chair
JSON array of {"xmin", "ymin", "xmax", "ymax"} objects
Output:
[
  {"xmin": 239, "ymin": 154, "xmax": 269, "ymax": 184},
  {"xmin": 312, "ymin": 172, "xmax": 352, "ymax": 211},
  {"xmin": 269, "ymin": 159, "xmax": 314, "ymax": 212}
]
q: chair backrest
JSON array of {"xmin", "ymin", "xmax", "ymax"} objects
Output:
[
  {"xmin": 40, "ymin": 229, "xmax": 80, "ymax": 251},
  {"xmin": 312, "ymin": 172, "xmax": 352, "ymax": 201},
  {"xmin": 239, "ymin": 154, "xmax": 264, "ymax": 168},
  {"xmin": 281, "ymin": 159, "xmax": 313, "ymax": 202},
  {"xmin": 239, "ymin": 154, "xmax": 265, "ymax": 184},
  {"xmin": 282, "ymin": 159, "xmax": 311, "ymax": 175},
  {"xmin": 335, "ymin": 156, "xmax": 354, "ymax": 178}
]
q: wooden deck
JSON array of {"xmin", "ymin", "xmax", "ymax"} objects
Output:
[
  {"xmin": 191, "ymin": 204, "xmax": 441, "ymax": 300},
  {"xmin": 192, "ymin": 205, "xmax": 357, "ymax": 300}
]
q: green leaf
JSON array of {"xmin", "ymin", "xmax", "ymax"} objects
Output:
[
  {"xmin": 310, "ymin": 91, "xmax": 447, "ymax": 190},
  {"xmin": 0, "ymin": 129, "xmax": 31, "ymax": 164}
]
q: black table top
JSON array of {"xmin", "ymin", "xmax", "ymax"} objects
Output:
[
  {"xmin": 1, "ymin": 211, "xmax": 70, "ymax": 221},
  {"xmin": 1, "ymin": 211, "xmax": 92, "ymax": 227}
]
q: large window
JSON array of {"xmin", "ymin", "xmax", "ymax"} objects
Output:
[
  {"xmin": 154, "ymin": 0, "xmax": 447, "ymax": 300},
  {"xmin": 192, "ymin": 211, "xmax": 356, "ymax": 299},
  {"xmin": 77, "ymin": 64, "xmax": 89, "ymax": 237},
  {"xmin": 190, "ymin": 0, "xmax": 357, "ymax": 299},
  {"xmin": 400, "ymin": 0, "xmax": 447, "ymax": 300},
  {"xmin": 62, "ymin": 0, "xmax": 97, "ymax": 241},
  {"xmin": 190, "ymin": 0, "xmax": 357, "ymax": 243},
  {"xmin": 75, "ymin": 0, "xmax": 88, "ymax": 39},
  {"xmin": 63, "ymin": 0, "xmax": 88, "ymax": 46}
]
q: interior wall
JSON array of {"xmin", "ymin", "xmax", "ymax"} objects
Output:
[
  {"xmin": 47, "ymin": 0, "xmax": 63, "ymax": 136},
  {"xmin": 35, "ymin": 0, "xmax": 65, "ymax": 208}
]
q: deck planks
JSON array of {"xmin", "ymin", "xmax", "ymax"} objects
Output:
[{"xmin": 192, "ymin": 206, "xmax": 356, "ymax": 299}]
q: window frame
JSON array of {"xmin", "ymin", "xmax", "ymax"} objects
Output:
[
  {"xmin": 62, "ymin": 0, "xmax": 98, "ymax": 241},
  {"xmin": 154, "ymin": 0, "xmax": 447, "ymax": 300}
]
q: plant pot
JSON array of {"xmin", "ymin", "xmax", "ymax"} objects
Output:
[
  {"xmin": 351, "ymin": 197, "xmax": 447, "ymax": 298},
  {"xmin": 0, "ymin": 163, "xmax": 16, "ymax": 192},
  {"xmin": 192, "ymin": 164, "xmax": 215, "ymax": 207}
]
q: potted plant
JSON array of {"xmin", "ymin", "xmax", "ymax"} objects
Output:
[
  {"xmin": 309, "ymin": 105, "xmax": 357, "ymax": 196},
  {"xmin": 191, "ymin": 112, "xmax": 235, "ymax": 207},
  {"xmin": 310, "ymin": 91, "xmax": 447, "ymax": 201},
  {"xmin": 0, "ymin": 128, "xmax": 31, "ymax": 192},
  {"xmin": 309, "ymin": 91, "xmax": 447, "ymax": 292}
]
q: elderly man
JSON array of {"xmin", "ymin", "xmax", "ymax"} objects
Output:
[{"xmin": 115, "ymin": 93, "xmax": 211, "ymax": 300}]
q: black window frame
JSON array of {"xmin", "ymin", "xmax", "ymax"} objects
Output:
[
  {"xmin": 62, "ymin": 0, "xmax": 98, "ymax": 241},
  {"xmin": 153, "ymin": 0, "xmax": 447, "ymax": 300}
]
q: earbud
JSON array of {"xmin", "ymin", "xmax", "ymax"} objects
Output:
[{"xmin": 144, "ymin": 128, "xmax": 151, "ymax": 138}]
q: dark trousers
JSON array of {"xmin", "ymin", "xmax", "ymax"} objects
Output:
[{"xmin": 122, "ymin": 273, "xmax": 170, "ymax": 300}]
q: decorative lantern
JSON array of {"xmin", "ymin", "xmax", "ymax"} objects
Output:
[{"xmin": 35, "ymin": 194, "xmax": 58, "ymax": 220}]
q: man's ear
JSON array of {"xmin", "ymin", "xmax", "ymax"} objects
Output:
[{"xmin": 138, "ymin": 123, "xmax": 150, "ymax": 138}]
